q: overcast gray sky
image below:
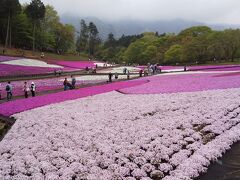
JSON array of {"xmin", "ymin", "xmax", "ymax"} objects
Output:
[{"xmin": 19, "ymin": 0, "xmax": 240, "ymax": 24}]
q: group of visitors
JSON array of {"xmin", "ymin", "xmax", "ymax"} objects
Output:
[
  {"xmin": 54, "ymin": 69, "xmax": 63, "ymax": 76},
  {"xmin": 63, "ymin": 75, "xmax": 76, "ymax": 91},
  {"xmin": 147, "ymin": 63, "xmax": 161, "ymax": 75},
  {"xmin": 23, "ymin": 82, "xmax": 36, "ymax": 98},
  {"xmin": 85, "ymin": 66, "xmax": 97, "ymax": 74},
  {"xmin": 108, "ymin": 72, "xmax": 120, "ymax": 83},
  {"xmin": 123, "ymin": 67, "xmax": 130, "ymax": 79},
  {"xmin": 0, "ymin": 81, "xmax": 36, "ymax": 101}
]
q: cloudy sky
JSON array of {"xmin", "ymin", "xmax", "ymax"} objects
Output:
[{"xmin": 19, "ymin": 0, "xmax": 240, "ymax": 24}]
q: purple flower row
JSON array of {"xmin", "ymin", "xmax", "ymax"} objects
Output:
[
  {"xmin": 119, "ymin": 72, "xmax": 240, "ymax": 94},
  {"xmin": 51, "ymin": 60, "xmax": 96, "ymax": 69},
  {"xmin": 188, "ymin": 65, "xmax": 240, "ymax": 71},
  {"xmin": 0, "ymin": 55, "xmax": 17, "ymax": 62},
  {"xmin": 0, "ymin": 64, "xmax": 79, "ymax": 77},
  {"xmin": 0, "ymin": 64, "xmax": 59, "ymax": 76}
]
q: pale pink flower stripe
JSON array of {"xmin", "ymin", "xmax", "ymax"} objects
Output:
[
  {"xmin": 51, "ymin": 60, "xmax": 96, "ymax": 69},
  {"xmin": 0, "ymin": 80, "xmax": 148, "ymax": 116},
  {"xmin": 0, "ymin": 89, "xmax": 240, "ymax": 179},
  {"xmin": 119, "ymin": 73, "xmax": 240, "ymax": 94}
]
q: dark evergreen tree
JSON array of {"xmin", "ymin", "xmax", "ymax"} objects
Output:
[
  {"xmin": 76, "ymin": 19, "xmax": 88, "ymax": 53},
  {"xmin": 88, "ymin": 22, "xmax": 100, "ymax": 56},
  {"xmin": 104, "ymin": 33, "xmax": 116, "ymax": 48},
  {"xmin": 26, "ymin": 0, "xmax": 46, "ymax": 51},
  {"xmin": 0, "ymin": 0, "xmax": 21, "ymax": 48}
]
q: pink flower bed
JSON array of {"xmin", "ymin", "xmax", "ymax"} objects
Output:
[
  {"xmin": 188, "ymin": 65, "xmax": 240, "ymax": 71},
  {"xmin": 119, "ymin": 72, "xmax": 240, "ymax": 94},
  {"xmin": 0, "ymin": 88, "xmax": 240, "ymax": 179},
  {"xmin": 0, "ymin": 64, "xmax": 61, "ymax": 77},
  {"xmin": 214, "ymin": 72, "xmax": 240, "ymax": 77},
  {"xmin": 52, "ymin": 60, "xmax": 96, "ymax": 69},
  {"xmin": 0, "ymin": 55, "xmax": 17, "ymax": 62},
  {"xmin": 0, "ymin": 64, "xmax": 80, "ymax": 77},
  {"xmin": 0, "ymin": 80, "xmax": 148, "ymax": 116}
]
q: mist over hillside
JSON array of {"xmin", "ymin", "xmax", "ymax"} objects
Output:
[{"xmin": 60, "ymin": 15, "xmax": 240, "ymax": 40}]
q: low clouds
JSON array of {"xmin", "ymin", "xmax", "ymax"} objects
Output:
[{"xmin": 20, "ymin": 0, "xmax": 240, "ymax": 24}]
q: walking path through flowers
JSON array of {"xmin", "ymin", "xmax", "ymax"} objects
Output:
[{"xmin": 0, "ymin": 80, "xmax": 148, "ymax": 116}]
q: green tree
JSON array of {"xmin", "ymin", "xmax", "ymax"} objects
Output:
[
  {"xmin": 164, "ymin": 44, "xmax": 183, "ymax": 64},
  {"xmin": 104, "ymin": 33, "xmax": 116, "ymax": 48},
  {"xmin": 76, "ymin": 19, "xmax": 89, "ymax": 53},
  {"xmin": 222, "ymin": 29, "xmax": 240, "ymax": 61},
  {"xmin": 179, "ymin": 26, "xmax": 212, "ymax": 39},
  {"xmin": 124, "ymin": 41, "xmax": 146, "ymax": 64},
  {"xmin": 11, "ymin": 11, "xmax": 32, "ymax": 48},
  {"xmin": 54, "ymin": 23, "xmax": 75, "ymax": 53},
  {"xmin": 88, "ymin": 22, "xmax": 100, "ymax": 56},
  {"xmin": 0, "ymin": 0, "xmax": 21, "ymax": 48},
  {"xmin": 26, "ymin": 0, "xmax": 46, "ymax": 51},
  {"xmin": 41, "ymin": 5, "xmax": 60, "ymax": 50},
  {"xmin": 143, "ymin": 45, "xmax": 158, "ymax": 63},
  {"xmin": 207, "ymin": 31, "xmax": 225, "ymax": 61}
]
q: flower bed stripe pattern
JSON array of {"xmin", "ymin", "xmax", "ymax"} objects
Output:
[
  {"xmin": 0, "ymin": 80, "xmax": 148, "ymax": 116},
  {"xmin": 0, "ymin": 89, "xmax": 240, "ymax": 179}
]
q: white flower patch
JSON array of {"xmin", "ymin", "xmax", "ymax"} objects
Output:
[
  {"xmin": 63, "ymin": 74, "xmax": 139, "ymax": 82},
  {"xmin": 94, "ymin": 62, "xmax": 113, "ymax": 67},
  {"xmin": 1, "ymin": 59, "xmax": 63, "ymax": 68},
  {"xmin": 100, "ymin": 66, "xmax": 141, "ymax": 73},
  {"xmin": 0, "ymin": 88, "xmax": 240, "ymax": 179}
]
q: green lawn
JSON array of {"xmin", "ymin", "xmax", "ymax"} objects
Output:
[{"xmin": 0, "ymin": 47, "xmax": 89, "ymax": 61}]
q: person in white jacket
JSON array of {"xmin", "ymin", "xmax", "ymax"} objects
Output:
[{"xmin": 30, "ymin": 82, "xmax": 36, "ymax": 97}]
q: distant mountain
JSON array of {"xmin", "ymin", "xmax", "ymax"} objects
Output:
[{"xmin": 60, "ymin": 15, "xmax": 240, "ymax": 40}]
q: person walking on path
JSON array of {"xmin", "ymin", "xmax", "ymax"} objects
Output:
[
  {"xmin": 139, "ymin": 69, "xmax": 143, "ymax": 77},
  {"xmin": 108, "ymin": 73, "xmax": 113, "ymax": 82},
  {"xmin": 23, "ymin": 82, "xmax": 29, "ymax": 98},
  {"xmin": 115, "ymin": 72, "xmax": 118, "ymax": 80},
  {"xmin": 127, "ymin": 70, "xmax": 130, "ymax": 80},
  {"xmin": 6, "ymin": 81, "xmax": 13, "ymax": 101},
  {"xmin": 123, "ymin": 67, "xmax": 127, "ymax": 74},
  {"xmin": 71, "ymin": 75, "xmax": 76, "ymax": 89},
  {"xmin": 30, "ymin": 82, "xmax": 36, "ymax": 97}
]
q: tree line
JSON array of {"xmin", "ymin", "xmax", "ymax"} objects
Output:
[
  {"xmin": 0, "ymin": 0, "xmax": 77, "ymax": 54},
  {"xmin": 101, "ymin": 26, "xmax": 240, "ymax": 65},
  {"xmin": 1, "ymin": 0, "xmax": 240, "ymax": 65}
]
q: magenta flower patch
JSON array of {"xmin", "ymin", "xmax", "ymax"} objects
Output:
[
  {"xmin": 52, "ymin": 60, "xmax": 96, "ymax": 69},
  {"xmin": 0, "ymin": 64, "xmax": 61, "ymax": 76},
  {"xmin": 119, "ymin": 72, "xmax": 240, "ymax": 94}
]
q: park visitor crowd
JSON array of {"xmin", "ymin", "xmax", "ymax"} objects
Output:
[
  {"xmin": 0, "ymin": 76, "xmax": 77, "ymax": 101},
  {"xmin": 0, "ymin": 81, "xmax": 36, "ymax": 101},
  {"xmin": 0, "ymin": 64, "xmax": 165, "ymax": 101}
]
